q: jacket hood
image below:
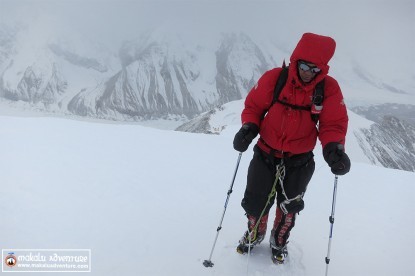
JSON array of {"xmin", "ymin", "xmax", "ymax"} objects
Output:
[{"xmin": 290, "ymin": 33, "xmax": 336, "ymax": 76}]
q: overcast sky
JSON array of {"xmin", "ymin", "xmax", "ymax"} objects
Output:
[
  {"xmin": 1, "ymin": 0, "xmax": 414, "ymax": 80},
  {"xmin": 2, "ymin": 0, "xmax": 413, "ymax": 44}
]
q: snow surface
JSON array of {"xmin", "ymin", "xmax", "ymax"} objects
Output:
[{"xmin": 1, "ymin": 115, "xmax": 414, "ymax": 276}]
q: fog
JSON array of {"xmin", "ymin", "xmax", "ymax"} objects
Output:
[
  {"xmin": 1, "ymin": 0, "xmax": 414, "ymax": 92},
  {"xmin": 2, "ymin": 0, "xmax": 413, "ymax": 45}
]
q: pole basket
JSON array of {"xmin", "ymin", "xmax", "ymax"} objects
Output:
[{"xmin": 203, "ymin": 260, "xmax": 214, "ymax": 267}]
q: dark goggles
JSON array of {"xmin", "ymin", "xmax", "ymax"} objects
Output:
[{"xmin": 298, "ymin": 60, "xmax": 321, "ymax": 73}]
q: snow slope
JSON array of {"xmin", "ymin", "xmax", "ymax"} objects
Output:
[{"xmin": 1, "ymin": 115, "xmax": 414, "ymax": 275}]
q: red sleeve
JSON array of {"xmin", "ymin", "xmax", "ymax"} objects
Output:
[
  {"xmin": 318, "ymin": 77, "xmax": 349, "ymax": 148},
  {"xmin": 241, "ymin": 68, "xmax": 281, "ymax": 127}
]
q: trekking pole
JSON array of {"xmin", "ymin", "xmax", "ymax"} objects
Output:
[
  {"xmin": 203, "ymin": 152, "xmax": 243, "ymax": 268},
  {"xmin": 325, "ymin": 175, "xmax": 338, "ymax": 276}
]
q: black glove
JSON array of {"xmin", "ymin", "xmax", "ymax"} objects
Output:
[
  {"xmin": 323, "ymin": 142, "xmax": 351, "ymax": 175},
  {"xmin": 233, "ymin": 123, "xmax": 259, "ymax": 152}
]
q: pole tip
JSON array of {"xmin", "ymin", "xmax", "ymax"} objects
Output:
[{"xmin": 203, "ymin": 260, "xmax": 214, "ymax": 267}]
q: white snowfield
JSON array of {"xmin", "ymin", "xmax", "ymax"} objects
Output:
[{"xmin": 1, "ymin": 115, "xmax": 414, "ymax": 276}]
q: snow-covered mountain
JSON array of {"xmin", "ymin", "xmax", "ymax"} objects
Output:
[
  {"xmin": 355, "ymin": 116, "xmax": 415, "ymax": 171},
  {"xmin": 0, "ymin": 22, "xmax": 119, "ymax": 111},
  {"xmin": 0, "ymin": 23, "xmax": 277, "ymax": 120},
  {"xmin": 175, "ymin": 100, "xmax": 415, "ymax": 172},
  {"xmin": 1, "ymin": 4, "xmax": 414, "ymax": 121},
  {"xmin": 351, "ymin": 103, "xmax": 415, "ymax": 126},
  {"xmin": 2, "ymin": 21, "xmax": 414, "ymax": 172},
  {"xmin": 67, "ymin": 31, "xmax": 273, "ymax": 120}
]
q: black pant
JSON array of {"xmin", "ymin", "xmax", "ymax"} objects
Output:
[{"xmin": 241, "ymin": 145, "xmax": 315, "ymax": 217}]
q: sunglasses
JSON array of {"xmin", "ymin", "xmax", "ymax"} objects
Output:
[{"xmin": 298, "ymin": 61, "xmax": 321, "ymax": 73}]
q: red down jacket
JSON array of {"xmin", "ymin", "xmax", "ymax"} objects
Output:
[{"xmin": 241, "ymin": 33, "xmax": 348, "ymax": 155}]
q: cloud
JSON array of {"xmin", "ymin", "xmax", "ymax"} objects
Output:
[{"xmin": 1, "ymin": 0, "xmax": 413, "ymax": 86}]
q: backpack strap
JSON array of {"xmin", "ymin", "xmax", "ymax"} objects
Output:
[
  {"xmin": 262, "ymin": 64, "xmax": 325, "ymax": 123},
  {"xmin": 272, "ymin": 66, "xmax": 289, "ymax": 105},
  {"xmin": 273, "ymin": 66, "xmax": 312, "ymax": 111},
  {"xmin": 261, "ymin": 66, "xmax": 289, "ymax": 119}
]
